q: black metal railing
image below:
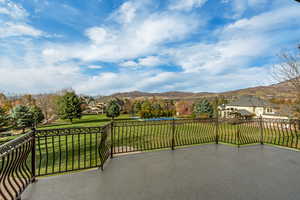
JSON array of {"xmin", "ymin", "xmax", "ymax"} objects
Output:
[
  {"xmin": 112, "ymin": 118, "xmax": 219, "ymax": 154},
  {"xmin": 0, "ymin": 117, "xmax": 299, "ymax": 199},
  {"xmin": 262, "ymin": 118, "xmax": 300, "ymax": 149},
  {"xmin": 218, "ymin": 119, "xmax": 261, "ymax": 146},
  {"xmin": 35, "ymin": 125, "xmax": 111, "ymax": 176},
  {"xmin": 98, "ymin": 124, "xmax": 111, "ymax": 170},
  {"xmin": 112, "ymin": 118, "xmax": 300, "ymax": 154},
  {"xmin": 0, "ymin": 132, "xmax": 35, "ymax": 200}
]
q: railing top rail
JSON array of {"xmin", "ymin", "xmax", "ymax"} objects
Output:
[
  {"xmin": 261, "ymin": 118, "xmax": 298, "ymax": 122},
  {"xmin": 113, "ymin": 118, "xmax": 217, "ymax": 127},
  {"xmin": 36, "ymin": 124, "xmax": 109, "ymax": 132},
  {"xmin": 0, "ymin": 131, "xmax": 34, "ymax": 157}
]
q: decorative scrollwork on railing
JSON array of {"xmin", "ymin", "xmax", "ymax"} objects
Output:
[
  {"xmin": 0, "ymin": 132, "xmax": 34, "ymax": 200},
  {"xmin": 36, "ymin": 126, "xmax": 103, "ymax": 137},
  {"xmin": 35, "ymin": 126, "xmax": 107, "ymax": 176}
]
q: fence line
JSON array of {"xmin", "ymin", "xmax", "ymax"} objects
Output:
[
  {"xmin": 0, "ymin": 132, "xmax": 34, "ymax": 200},
  {"xmin": 35, "ymin": 125, "xmax": 110, "ymax": 176},
  {"xmin": 112, "ymin": 118, "xmax": 300, "ymax": 154},
  {"xmin": 1, "ymin": 117, "xmax": 299, "ymax": 199}
]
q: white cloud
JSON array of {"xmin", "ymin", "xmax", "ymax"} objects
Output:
[
  {"xmin": 0, "ymin": 22, "xmax": 43, "ymax": 38},
  {"xmin": 72, "ymin": 65, "xmax": 273, "ymax": 95},
  {"xmin": 139, "ymin": 56, "xmax": 165, "ymax": 67},
  {"xmin": 109, "ymin": 0, "xmax": 153, "ymax": 25},
  {"xmin": 87, "ymin": 65, "xmax": 103, "ymax": 69},
  {"xmin": 0, "ymin": 0, "xmax": 44, "ymax": 38},
  {"xmin": 43, "ymin": 12, "xmax": 199, "ymax": 63},
  {"xmin": 0, "ymin": 0, "xmax": 298, "ymax": 95},
  {"xmin": 0, "ymin": 0, "xmax": 28, "ymax": 19},
  {"xmin": 85, "ymin": 27, "xmax": 109, "ymax": 44},
  {"xmin": 167, "ymin": 5, "xmax": 300, "ymax": 74},
  {"xmin": 120, "ymin": 56, "xmax": 164, "ymax": 68},
  {"xmin": 229, "ymin": 0, "xmax": 270, "ymax": 19},
  {"xmin": 167, "ymin": 34, "xmax": 269, "ymax": 74},
  {"xmin": 135, "ymin": 13, "xmax": 198, "ymax": 46},
  {"xmin": 222, "ymin": 6, "xmax": 300, "ymax": 36},
  {"xmin": 0, "ymin": 61, "xmax": 84, "ymax": 94},
  {"xmin": 120, "ymin": 60, "xmax": 138, "ymax": 67},
  {"xmin": 112, "ymin": 1, "xmax": 137, "ymax": 24},
  {"xmin": 169, "ymin": 0, "xmax": 207, "ymax": 11}
]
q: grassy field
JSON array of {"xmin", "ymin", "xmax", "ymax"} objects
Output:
[
  {"xmin": 0, "ymin": 114, "xmax": 133, "ymax": 145},
  {"xmin": 38, "ymin": 114, "xmax": 133, "ymax": 130},
  {"xmin": 0, "ymin": 135, "xmax": 19, "ymax": 145}
]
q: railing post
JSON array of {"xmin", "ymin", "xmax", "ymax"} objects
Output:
[
  {"xmin": 237, "ymin": 126, "xmax": 240, "ymax": 148},
  {"xmin": 215, "ymin": 116, "xmax": 219, "ymax": 144},
  {"xmin": 110, "ymin": 121, "xmax": 114, "ymax": 159},
  {"xmin": 172, "ymin": 118, "xmax": 175, "ymax": 150},
  {"xmin": 31, "ymin": 128, "xmax": 36, "ymax": 183},
  {"xmin": 259, "ymin": 116, "xmax": 264, "ymax": 145}
]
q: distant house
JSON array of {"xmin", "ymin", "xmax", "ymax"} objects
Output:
[
  {"xmin": 219, "ymin": 95, "xmax": 289, "ymax": 119},
  {"xmin": 83, "ymin": 102, "xmax": 106, "ymax": 114}
]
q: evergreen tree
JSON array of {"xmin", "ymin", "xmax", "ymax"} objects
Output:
[
  {"xmin": 193, "ymin": 99, "xmax": 214, "ymax": 118},
  {"xmin": 11, "ymin": 105, "xmax": 34, "ymax": 133},
  {"xmin": 57, "ymin": 92, "xmax": 82, "ymax": 123},
  {"xmin": 133, "ymin": 101, "xmax": 142, "ymax": 114},
  {"xmin": 106, "ymin": 99, "xmax": 121, "ymax": 120},
  {"xmin": 0, "ymin": 107, "xmax": 8, "ymax": 129},
  {"xmin": 30, "ymin": 106, "xmax": 45, "ymax": 128}
]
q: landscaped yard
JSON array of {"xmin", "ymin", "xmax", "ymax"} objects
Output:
[{"xmin": 38, "ymin": 114, "xmax": 134, "ymax": 130}]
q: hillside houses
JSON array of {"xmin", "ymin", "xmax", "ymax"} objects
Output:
[{"xmin": 219, "ymin": 95, "xmax": 290, "ymax": 119}]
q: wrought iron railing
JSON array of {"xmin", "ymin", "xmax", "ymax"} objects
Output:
[
  {"xmin": 112, "ymin": 118, "xmax": 300, "ymax": 154},
  {"xmin": 35, "ymin": 125, "xmax": 111, "ymax": 176},
  {"xmin": 0, "ymin": 132, "xmax": 35, "ymax": 200},
  {"xmin": 0, "ymin": 118, "xmax": 299, "ymax": 199},
  {"xmin": 262, "ymin": 119, "xmax": 300, "ymax": 149}
]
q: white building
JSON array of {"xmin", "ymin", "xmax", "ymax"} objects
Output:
[{"xmin": 219, "ymin": 95, "xmax": 289, "ymax": 119}]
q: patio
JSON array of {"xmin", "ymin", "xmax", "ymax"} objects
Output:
[{"xmin": 22, "ymin": 144, "xmax": 300, "ymax": 200}]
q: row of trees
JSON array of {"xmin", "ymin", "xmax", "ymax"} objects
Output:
[
  {"xmin": 0, "ymin": 91, "xmax": 83, "ymax": 133},
  {"xmin": 0, "ymin": 105, "xmax": 44, "ymax": 133},
  {"xmin": 131, "ymin": 99, "xmax": 176, "ymax": 119}
]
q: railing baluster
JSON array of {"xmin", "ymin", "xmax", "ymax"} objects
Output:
[{"xmin": 0, "ymin": 132, "xmax": 34, "ymax": 200}]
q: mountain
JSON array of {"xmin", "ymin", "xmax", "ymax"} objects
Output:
[
  {"xmin": 97, "ymin": 80, "xmax": 296, "ymax": 101},
  {"xmin": 219, "ymin": 80, "xmax": 295, "ymax": 99}
]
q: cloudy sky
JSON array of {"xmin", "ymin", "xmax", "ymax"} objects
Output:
[{"xmin": 0, "ymin": 0, "xmax": 299, "ymax": 95}]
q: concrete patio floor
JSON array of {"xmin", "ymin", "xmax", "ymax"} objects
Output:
[{"xmin": 22, "ymin": 144, "xmax": 300, "ymax": 200}]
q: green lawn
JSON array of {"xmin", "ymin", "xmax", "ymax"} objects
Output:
[
  {"xmin": 38, "ymin": 114, "xmax": 134, "ymax": 130},
  {"xmin": 0, "ymin": 135, "xmax": 19, "ymax": 145}
]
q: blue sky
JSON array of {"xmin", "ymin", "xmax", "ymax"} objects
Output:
[{"xmin": 0, "ymin": 0, "xmax": 299, "ymax": 95}]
